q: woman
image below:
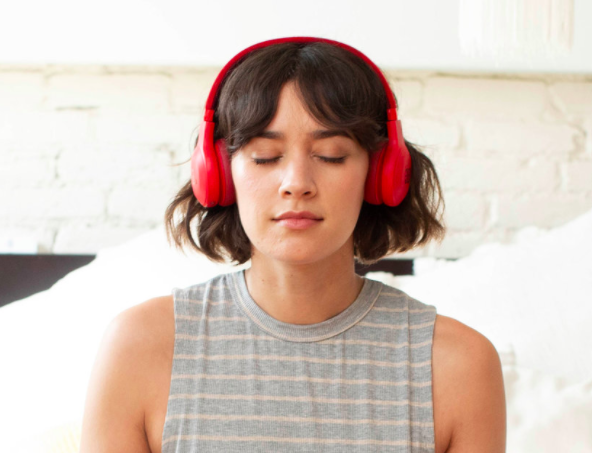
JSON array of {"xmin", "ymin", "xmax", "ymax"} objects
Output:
[{"xmin": 80, "ymin": 37, "xmax": 506, "ymax": 453}]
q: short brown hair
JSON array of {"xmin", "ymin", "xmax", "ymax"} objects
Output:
[{"xmin": 165, "ymin": 41, "xmax": 446, "ymax": 266}]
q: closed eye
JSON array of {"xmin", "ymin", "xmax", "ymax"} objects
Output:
[{"xmin": 252, "ymin": 156, "xmax": 346, "ymax": 165}]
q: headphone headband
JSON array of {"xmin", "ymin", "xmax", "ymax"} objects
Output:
[{"xmin": 202, "ymin": 36, "xmax": 399, "ymax": 123}]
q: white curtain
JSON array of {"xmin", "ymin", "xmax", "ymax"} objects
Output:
[{"xmin": 458, "ymin": 0, "xmax": 574, "ymax": 63}]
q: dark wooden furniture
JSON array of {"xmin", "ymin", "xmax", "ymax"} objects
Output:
[{"xmin": 0, "ymin": 254, "xmax": 456, "ymax": 308}]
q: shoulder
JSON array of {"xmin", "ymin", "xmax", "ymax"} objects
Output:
[
  {"xmin": 432, "ymin": 313, "xmax": 495, "ymax": 354},
  {"xmin": 432, "ymin": 314, "xmax": 507, "ymax": 453},
  {"xmin": 432, "ymin": 314, "xmax": 502, "ymax": 378},
  {"xmin": 110, "ymin": 294, "xmax": 175, "ymax": 361},
  {"xmin": 80, "ymin": 295, "xmax": 175, "ymax": 452}
]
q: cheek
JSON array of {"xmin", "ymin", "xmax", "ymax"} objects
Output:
[
  {"xmin": 332, "ymin": 163, "xmax": 368, "ymax": 199},
  {"xmin": 232, "ymin": 159, "xmax": 265, "ymax": 201},
  {"xmin": 233, "ymin": 171, "xmax": 271, "ymax": 231},
  {"xmin": 236, "ymin": 175, "xmax": 268, "ymax": 209}
]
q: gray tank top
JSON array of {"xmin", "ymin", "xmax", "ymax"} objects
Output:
[{"xmin": 161, "ymin": 268, "xmax": 437, "ymax": 452}]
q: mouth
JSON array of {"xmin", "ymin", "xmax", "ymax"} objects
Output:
[{"xmin": 273, "ymin": 218, "xmax": 323, "ymax": 229}]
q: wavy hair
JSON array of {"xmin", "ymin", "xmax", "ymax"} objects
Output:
[{"xmin": 165, "ymin": 41, "xmax": 446, "ymax": 265}]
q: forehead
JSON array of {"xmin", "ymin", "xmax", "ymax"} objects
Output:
[{"xmin": 267, "ymin": 82, "xmax": 317, "ymax": 126}]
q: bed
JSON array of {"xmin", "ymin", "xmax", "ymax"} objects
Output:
[{"xmin": 1, "ymin": 207, "xmax": 591, "ymax": 452}]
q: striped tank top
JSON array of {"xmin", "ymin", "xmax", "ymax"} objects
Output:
[{"xmin": 161, "ymin": 268, "xmax": 437, "ymax": 452}]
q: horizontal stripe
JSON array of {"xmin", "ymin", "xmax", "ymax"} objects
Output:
[
  {"xmin": 176, "ymin": 315, "xmax": 435, "ymax": 331},
  {"xmin": 168, "ymin": 393, "xmax": 433, "ymax": 407},
  {"xmin": 375, "ymin": 306, "xmax": 435, "ymax": 313},
  {"xmin": 163, "ymin": 434, "xmax": 435, "ymax": 448},
  {"xmin": 176, "ymin": 297, "xmax": 435, "ymax": 314},
  {"xmin": 171, "ymin": 373, "xmax": 431, "ymax": 387},
  {"xmin": 173, "ymin": 353, "xmax": 432, "ymax": 368},
  {"xmin": 177, "ymin": 314, "xmax": 246, "ymax": 322},
  {"xmin": 358, "ymin": 320, "xmax": 435, "ymax": 330},
  {"xmin": 176, "ymin": 333, "xmax": 432, "ymax": 350},
  {"xmin": 165, "ymin": 413, "xmax": 434, "ymax": 427}
]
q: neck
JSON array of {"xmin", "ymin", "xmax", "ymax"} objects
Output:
[{"xmin": 244, "ymin": 250, "xmax": 364, "ymax": 325}]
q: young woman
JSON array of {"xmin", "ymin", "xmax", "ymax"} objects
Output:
[{"xmin": 80, "ymin": 37, "xmax": 506, "ymax": 453}]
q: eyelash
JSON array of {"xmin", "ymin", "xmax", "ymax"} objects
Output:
[{"xmin": 253, "ymin": 156, "xmax": 346, "ymax": 165}]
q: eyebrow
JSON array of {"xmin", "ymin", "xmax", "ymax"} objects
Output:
[{"xmin": 254, "ymin": 129, "xmax": 351, "ymax": 140}]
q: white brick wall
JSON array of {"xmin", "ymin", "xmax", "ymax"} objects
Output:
[{"xmin": 1, "ymin": 65, "xmax": 591, "ymax": 257}]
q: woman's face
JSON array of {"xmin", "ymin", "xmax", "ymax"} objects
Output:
[{"xmin": 230, "ymin": 81, "xmax": 370, "ymax": 265}]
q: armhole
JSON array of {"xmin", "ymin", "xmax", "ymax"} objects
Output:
[
  {"xmin": 410, "ymin": 300, "xmax": 438, "ymax": 453},
  {"xmin": 159, "ymin": 289, "xmax": 181, "ymax": 453}
]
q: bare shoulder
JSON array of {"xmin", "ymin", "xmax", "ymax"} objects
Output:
[
  {"xmin": 79, "ymin": 295, "xmax": 175, "ymax": 453},
  {"xmin": 123, "ymin": 295, "xmax": 175, "ymax": 347},
  {"xmin": 432, "ymin": 314, "xmax": 507, "ymax": 453},
  {"xmin": 100, "ymin": 294, "xmax": 176, "ymax": 397},
  {"xmin": 109, "ymin": 295, "xmax": 175, "ymax": 365},
  {"xmin": 111, "ymin": 295, "xmax": 176, "ymax": 452}
]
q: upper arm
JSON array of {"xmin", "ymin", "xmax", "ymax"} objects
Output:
[
  {"xmin": 436, "ymin": 316, "xmax": 507, "ymax": 453},
  {"xmin": 79, "ymin": 304, "xmax": 155, "ymax": 453}
]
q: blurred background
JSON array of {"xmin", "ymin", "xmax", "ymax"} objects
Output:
[{"xmin": 1, "ymin": 0, "xmax": 590, "ymax": 259}]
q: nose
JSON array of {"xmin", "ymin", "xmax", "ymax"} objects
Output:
[{"xmin": 278, "ymin": 152, "xmax": 317, "ymax": 199}]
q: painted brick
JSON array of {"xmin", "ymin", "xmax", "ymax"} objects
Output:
[
  {"xmin": 401, "ymin": 117, "xmax": 460, "ymax": 150},
  {"xmin": 171, "ymin": 69, "xmax": 219, "ymax": 113},
  {"xmin": 440, "ymin": 192, "xmax": 488, "ymax": 230},
  {"xmin": 174, "ymin": 113, "xmax": 203, "ymax": 154},
  {"xmin": 0, "ymin": 71, "xmax": 44, "ymax": 112},
  {"xmin": 93, "ymin": 111, "xmax": 189, "ymax": 145},
  {"xmin": 0, "ymin": 145, "xmax": 56, "ymax": 186},
  {"xmin": 550, "ymin": 82, "xmax": 592, "ymax": 116},
  {"xmin": 584, "ymin": 117, "xmax": 592, "ymax": 157},
  {"xmin": 56, "ymin": 143, "xmax": 179, "ymax": 189},
  {"xmin": 53, "ymin": 224, "xmax": 151, "ymax": 254},
  {"xmin": 387, "ymin": 78, "xmax": 423, "ymax": 115},
  {"xmin": 383, "ymin": 246, "xmax": 429, "ymax": 260},
  {"xmin": 427, "ymin": 228, "xmax": 509, "ymax": 259},
  {"xmin": 107, "ymin": 186, "xmax": 177, "ymax": 223},
  {"xmin": 0, "ymin": 226, "xmax": 57, "ymax": 253},
  {"xmin": 464, "ymin": 120, "xmax": 578, "ymax": 158},
  {"xmin": 425, "ymin": 77, "xmax": 547, "ymax": 120},
  {"xmin": 495, "ymin": 195, "xmax": 592, "ymax": 228},
  {"xmin": 0, "ymin": 187, "xmax": 105, "ymax": 221},
  {"xmin": 2, "ymin": 67, "xmax": 592, "ymax": 256},
  {"xmin": 46, "ymin": 72, "xmax": 171, "ymax": 112},
  {"xmin": 437, "ymin": 157, "xmax": 558, "ymax": 193},
  {"xmin": 0, "ymin": 110, "xmax": 92, "ymax": 143},
  {"xmin": 562, "ymin": 161, "xmax": 592, "ymax": 192}
]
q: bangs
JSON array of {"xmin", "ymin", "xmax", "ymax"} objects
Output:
[{"xmin": 214, "ymin": 42, "xmax": 389, "ymax": 156}]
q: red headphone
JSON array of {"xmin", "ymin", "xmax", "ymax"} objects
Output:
[{"xmin": 191, "ymin": 36, "xmax": 412, "ymax": 208}]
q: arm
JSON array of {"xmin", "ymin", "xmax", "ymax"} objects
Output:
[
  {"xmin": 79, "ymin": 305, "xmax": 153, "ymax": 453},
  {"xmin": 440, "ymin": 317, "xmax": 507, "ymax": 452}
]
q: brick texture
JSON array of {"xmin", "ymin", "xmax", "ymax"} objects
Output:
[{"xmin": 1, "ymin": 66, "xmax": 591, "ymax": 256}]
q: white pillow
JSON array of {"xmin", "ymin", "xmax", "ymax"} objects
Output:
[
  {"xmin": 502, "ymin": 364, "xmax": 592, "ymax": 452},
  {"xmin": 0, "ymin": 227, "xmax": 247, "ymax": 445},
  {"xmin": 367, "ymin": 206, "xmax": 592, "ymax": 384}
]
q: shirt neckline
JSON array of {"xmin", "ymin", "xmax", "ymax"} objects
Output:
[{"xmin": 227, "ymin": 268, "xmax": 383, "ymax": 343}]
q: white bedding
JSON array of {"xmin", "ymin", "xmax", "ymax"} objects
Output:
[
  {"xmin": 1, "ymin": 206, "xmax": 591, "ymax": 452},
  {"xmin": 367, "ymin": 206, "xmax": 592, "ymax": 384}
]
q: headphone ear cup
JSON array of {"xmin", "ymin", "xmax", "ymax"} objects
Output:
[
  {"xmin": 215, "ymin": 138, "xmax": 236, "ymax": 206},
  {"xmin": 379, "ymin": 120, "xmax": 412, "ymax": 207},
  {"xmin": 364, "ymin": 145, "xmax": 386, "ymax": 205},
  {"xmin": 191, "ymin": 120, "xmax": 221, "ymax": 207}
]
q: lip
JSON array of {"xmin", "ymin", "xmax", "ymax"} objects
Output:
[
  {"xmin": 274, "ymin": 211, "xmax": 323, "ymax": 220},
  {"xmin": 274, "ymin": 218, "xmax": 322, "ymax": 230}
]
